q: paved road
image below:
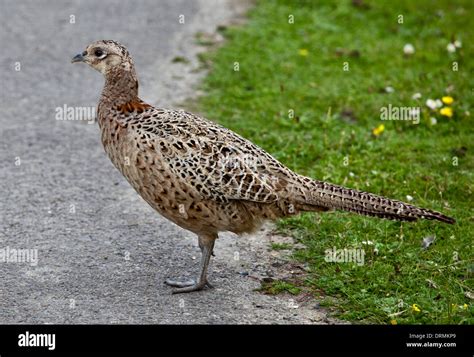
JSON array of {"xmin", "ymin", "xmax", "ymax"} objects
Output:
[{"xmin": 0, "ymin": 0, "xmax": 334, "ymax": 324}]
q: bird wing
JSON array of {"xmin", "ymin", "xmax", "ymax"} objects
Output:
[{"xmin": 132, "ymin": 108, "xmax": 294, "ymax": 203}]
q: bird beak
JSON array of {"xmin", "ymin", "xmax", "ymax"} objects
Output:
[{"xmin": 71, "ymin": 53, "xmax": 85, "ymax": 63}]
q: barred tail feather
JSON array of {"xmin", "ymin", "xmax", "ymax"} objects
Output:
[{"xmin": 302, "ymin": 179, "xmax": 455, "ymax": 224}]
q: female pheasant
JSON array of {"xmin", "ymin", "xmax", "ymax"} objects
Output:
[{"xmin": 72, "ymin": 40, "xmax": 455, "ymax": 294}]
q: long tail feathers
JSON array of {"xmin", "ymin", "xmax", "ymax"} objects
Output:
[{"xmin": 300, "ymin": 179, "xmax": 455, "ymax": 224}]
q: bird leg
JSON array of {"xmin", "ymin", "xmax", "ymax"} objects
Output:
[{"xmin": 165, "ymin": 234, "xmax": 216, "ymax": 294}]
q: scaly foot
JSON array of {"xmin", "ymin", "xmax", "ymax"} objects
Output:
[{"xmin": 165, "ymin": 278, "xmax": 214, "ymax": 293}]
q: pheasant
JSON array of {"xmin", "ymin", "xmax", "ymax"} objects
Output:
[{"xmin": 71, "ymin": 40, "xmax": 455, "ymax": 294}]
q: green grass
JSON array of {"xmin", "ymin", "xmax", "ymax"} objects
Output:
[
  {"xmin": 260, "ymin": 280, "xmax": 302, "ymax": 295},
  {"xmin": 270, "ymin": 242, "xmax": 293, "ymax": 251},
  {"xmin": 196, "ymin": 0, "xmax": 473, "ymax": 324}
]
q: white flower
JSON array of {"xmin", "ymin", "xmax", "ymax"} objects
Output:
[
  {"xmin": 422, "ymin": 236, "xmax": 436, "ymax": 250},
  {"xmin": 454, "ymin": 40, "xmax": 462, "ymax": 48},
  {"xmin": 447, "ymin": 43, "xmax": 456, "ymax": 53},
  {"xmin": 430, "ymin": 117, "xmax": 437, "ymax": 125},
  {"xmin": 403, "ymin": 43, "xmax": 415, "ymax": 55},
  {"xmin": 435, "ymin": 99, "xmax": 443, "ymax": 108},
  {"xmin": 406, "ymin": 195, "xmax": 414, "ymax": 202},
  {"xmin": 412, "ymin": 93, "xmax": 422, "ymax": 100},
  {"xmin": 349, "ymin": 172, "xmax": 355, "ymax": 177},
  {"xmin": 426, "ymin": 99, "xmax": 437, "ymax": 110},
  {"xmin": 362, "ymin": 241, "xmax": 374, "ymax": 245},
  {"xmin": 385, "ymin": 86, "xmax": 394, "ymax": 93}
]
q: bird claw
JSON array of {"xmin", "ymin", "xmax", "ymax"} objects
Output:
[
  {"xmin": 164, "ymin": 278, "xmax": 196, "ymax": 288},
  {"xmin": 165, "ymin": 278, "xmax": 214, "ymax": 293}
]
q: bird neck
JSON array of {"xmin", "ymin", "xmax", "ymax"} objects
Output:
[{"xmin": 101, "ymin": 65, "xmax": 140, "ymax": 107}]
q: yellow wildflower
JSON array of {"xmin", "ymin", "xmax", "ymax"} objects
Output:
[
  {"xmin": 463, "ymin": 304, "xmax": 468, "ymax": 310},
  {"xmin": 440, "ymin": 107, "xmax": 453, "ymax": 118},
  {"xmin": 442, "ymin": 96, "xmax": 454, "ymax": 105},
  {"xmin": 372, "ymin": 124, "xmax": 385, "ymax": 136},
  {"xmin": 411, "ymin": 304, "xmax": 421, "ymax": 313},
  {"xmin": 390, "ymin": 319, "xmax": 397, "ymax": 325},
  {"xmin": 298, "ymin": 49, "xmax": 309, "ymax": 56}
]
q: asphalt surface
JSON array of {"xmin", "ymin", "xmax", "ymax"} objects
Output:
[{"xmin": 0, "ymin": 0, "xmax": 336, "ymax": 324}]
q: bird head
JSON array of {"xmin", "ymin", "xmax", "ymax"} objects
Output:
[{"xmin": 71, "ymin": 40, "xmax": 134, "ymax": 75}]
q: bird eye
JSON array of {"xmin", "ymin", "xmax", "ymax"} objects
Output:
[{"xmin": 94, "ymin": 49, "xmax": 105, "ymax": 58}]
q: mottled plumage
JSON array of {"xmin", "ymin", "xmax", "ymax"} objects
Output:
[{"xmin": 72, "ymin": 40, "xmax": 455, "ymax": 293}]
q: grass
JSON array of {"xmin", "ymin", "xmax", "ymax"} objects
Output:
[
  {"xmin": 260, "ymin": 280, "xmax": 302, "ymax": 295},
  {"xmin": 270, "ymin": 242, "xmax": 293, "ymax": 251},
  {"xmin": 196, "ymin": 0, "xmax": 473, "ymax": 324}
]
